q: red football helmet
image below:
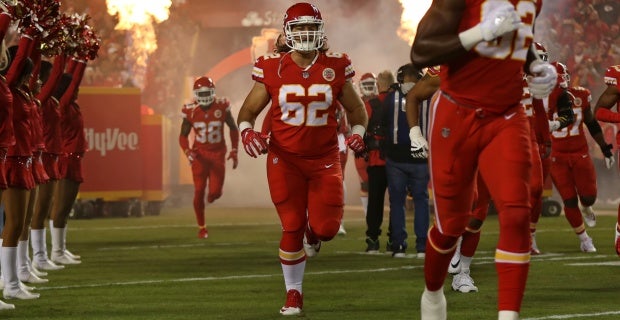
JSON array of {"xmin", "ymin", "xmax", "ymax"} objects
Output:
[
  {"xmin": 359, "ymin": 72, "xmax": 378, "ymax": 97},
  {"xmin": 534, "ymin": 42, "xmax": 548, "ymax": 62},
  {"xmin": 551, "ymin": 61, "xmax": 570, "ymax": 88},
  {"xmin": 193, "ymin": 76, "xmax": 215, "ymax": 106},
  {"xmin": 283, "ymin": 2, "xmax": 325, "ymax": 52}
]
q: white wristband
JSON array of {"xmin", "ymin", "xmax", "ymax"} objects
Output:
[
  {"xmin": 351, "ymin": 124, "xmax": 365, "ymax": 137},
  {"xmin": 458, "ymin": 24, "xmax": 484, "ymax": 51},
  {"xmin": 409, "ymin": 126, "xmax": 423, "ymax": 140},
  {"xmin": 238, "ymin": 121, "xmax": 253, "ymax": 132}
]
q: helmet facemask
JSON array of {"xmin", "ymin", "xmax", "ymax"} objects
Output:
[
  {"xmin": 285, "ymin": 19, "xmax": 325, "ymax": 52},
  {"xmin": 359, "ymin": 78, "xmax": 378, "ymax": 96},
  {"xmin": 194, "ymin": 87, "xmax": 215, "ymax": 106}
]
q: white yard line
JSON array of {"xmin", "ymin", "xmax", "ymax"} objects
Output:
[{"xmin": 523, "ymin": 311, "xmax": 620, "ymax": 319}]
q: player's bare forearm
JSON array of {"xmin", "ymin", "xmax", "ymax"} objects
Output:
[
  {"xmin": 411, "ymin": 0, "xmax": 467, "ymax": 68},
  {"xmin": 237, "ymin": 82, "xmax": 270, "ymax": 127},
  {"xmin": 340, "ymin": 81, "xmax": 368, "ymax": 128},
  {"xmin": 406, "ymin": 90, "xmax": 420, "ymax": 129}
]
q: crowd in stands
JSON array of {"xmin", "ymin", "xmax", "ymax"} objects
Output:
[{"xmin": 538, "ymin": 0, "xmax": 620, "ymax": 98}]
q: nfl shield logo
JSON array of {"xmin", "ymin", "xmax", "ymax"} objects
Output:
[{"xmin": 441, "ymin": 128, "xmax": 450, "ymax": 138}]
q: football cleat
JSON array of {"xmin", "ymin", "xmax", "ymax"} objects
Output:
[
  {"xmin": 530, "ymin": 233, "xmax": 541, "ymax": 255},
  {"xmin": 337, "ymin": 223, "xmax": 347, "ymax": 236},
  {"xmin": 615, "ymin": 226, "xmax": 620, "ymax": 257},
  {"xmin": 580, "ymin": 236, "xmax": 597, "ymax": 253},
  {"xmin": 198, "ymin": 227, "xmax": 209, "ymax": 239},
  {"xmin": 452, "ymin": 271, "xmax": 478, "ymax": 293},
  {"xmin": 448, "ymin": 253, "xmax": 461, "ymax": 274},
  {"xmin": 580, "ymin": 206, "xmax": 596, "ymax": 227},
  {"xmin": 303, "ymin": 233, "xmax": 321, "ymax": 258},
  {"xmin": 280, "ymin": 289, "xmax": 303, "ymax": 316}
]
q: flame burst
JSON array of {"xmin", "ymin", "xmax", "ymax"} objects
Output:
[
  {"xmin": 397, "ymin": 0, "xmax": 432, "ymax": 45},
  {"xmin": 106, "ymin": 0, "xmax": 172, "ymax": 89}
]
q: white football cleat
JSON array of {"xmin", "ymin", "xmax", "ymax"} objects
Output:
[
  {"xmin": 303, "ymin": 234, "xmax": 321, "ymax": 258},
  {"xmin": 452, "ymin": 271, "xmax": 478, "ymax": 293},
  {"xmin": 580, "ymin": 206, "xmax": 596, "ymax": 227},
  {"xmin": 580, "ymin": 236, "xmax": 597, "ymax": 253},
  {"xmin": 420, "ymin": 287, "xmax": 447, "ymax": 320},
  {"xmin": 337, "ymin": 223, "xmax": 346, "ymax": 236}
]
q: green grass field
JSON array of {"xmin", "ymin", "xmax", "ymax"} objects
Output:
[{"xmin": 6, "ymin": 206, "xmax": 620, "ymax": 320}]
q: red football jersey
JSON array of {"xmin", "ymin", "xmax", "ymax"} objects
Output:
[
  {"xmin": 41, "ymin": 97, "xmax": 63, "ymax": 154},
  {"xmin": 252, "ymin": 51, "xmax": 355, "ymax": 158},
  {"xmin": 0, "ymin": 77, "xmax": 14, "ymax": 149},
  {"xmin": 604, "ymin": 65, "xmax": 620, "ymax": 109},
  {"xmin": 7, "ymin": 88, "xmax": 33, "ymax": 157},
  {"xmin": 181, "ymin": 98, "xmax": 230, "ymax": 152},
  {"xmin": 440, "ymin": 0, "xmax": 542, "ymax": 112},
  {"xmin": 549, "ymin": 86, "xmax": 592, "ymax": 154}
]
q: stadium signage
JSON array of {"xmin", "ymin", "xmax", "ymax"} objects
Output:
[{"xmin": 85, "ymin": 128, "xmax": 139, "ymax": 156}]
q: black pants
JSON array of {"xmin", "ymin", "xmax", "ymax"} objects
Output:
[{"xmin": 365, "ymin": 165, "xmax": 388, "ymax": 240}]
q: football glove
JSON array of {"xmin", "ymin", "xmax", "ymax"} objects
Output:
[
  {"xmin": 241, "ymin": 128, "xmax": 268, "ymax": 158},
  {"xmin": 527, "ymin": 60, "xmax": 557, "ymax": 99},
  {"xmin": 227, "ymin": 149, "xmax": 238, "ymax": 169},
  {"xmin": 479, "ymin": 1, "xmax": 521, "ymax": 41},
  {"xmin": 409, "ymin": 126, "xmax": 428, "ymax": 159},
  {"xmin": 602, "ymin": 144, "xmax": 614, "ymax": 170},
  {"xmin": 184, "ymin": 149, "xmax": 197, "ymax": 163},
  {"xmin": 345, "ymin": 134, "xmax": 365, "ymax": 154}
]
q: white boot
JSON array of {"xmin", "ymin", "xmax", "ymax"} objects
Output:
[
  {"xmin": 31, "ymin": 228, "xmax": 64, "ymax": 271},
  {"xmin": 17, "ymin": 240, "xmax": 47, "ymax": 284},
  {"xmin": 2, "ymin": 247, "xmax": 39, "ymax": 299},
  {"xmin": 51, "ymin": 227, "xmax": 80, "ymax": 265},
  {"xmin": 63, "ymin": 226, "xmax": 80, "ymax": 260}
]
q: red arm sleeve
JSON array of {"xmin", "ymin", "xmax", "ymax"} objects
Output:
[
  {"xmin": 37, "ymin": 54, "xmax": 66, "ymax": 102},
  {"xmin": 28, "ymin": 40, "xmax": 41, "ymax": 89},
  {"xmin": 179, "ymin": 135, "xmax": 190, "ymax": 152},
  {"xmin": 59, "ymin": 59, "xmax": 85, "ymax": 110},
  {"xmin": 595, "ymin": 108, "xmax": 620, "ymax": 123},
  {"xmin": 6, "ymin": 34, "xmax": 35, "ymax": 86},
  {"xmin": 229, "ymin": 129, "xmax": 239, "ymax": 150}
]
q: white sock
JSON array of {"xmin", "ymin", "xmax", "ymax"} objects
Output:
[
  {"xmin": 281, "ymin": 261, "xmax": 305, "ymax": 293},
  {"xmin": 578, "ymin": 231, "xmax": 589, "ymax": 242},
  {"xmin": 460, "ymin": 256, "xmax": 473, "ymax": 272},
  {"xmin": 498, "ymin": 310, "xmax": 519, "ymax": 320},
  {"xmin": 16, "ymin": 240, "xmax": 29, "ymax": 276}
]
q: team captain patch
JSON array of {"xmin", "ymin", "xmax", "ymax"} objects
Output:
[{"xmin": 323, "ymin": 68, "xmax": 335, "ymax": 81}]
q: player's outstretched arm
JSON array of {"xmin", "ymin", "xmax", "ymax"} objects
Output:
[{"xmin": 594, "ymin": 85, "xmax": 620, "ymax": 123}]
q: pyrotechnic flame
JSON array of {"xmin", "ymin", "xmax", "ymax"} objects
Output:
[
  {"xmin": 397, "ymin": 0, "xmax": 432, "ymax": 45},
  {"xmin": 106, "ymin": 0, "xmax": 172, "ymax": 88}
]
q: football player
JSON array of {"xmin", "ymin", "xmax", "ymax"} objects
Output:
[
  {"xmin": 593, "ymin": 64, "xmax": 620, "ymax": 256},
  {"xmin": 236, "ymin": 2, "xmax": 367, "ymax": 315},
  {"xmin": 179, "ymin": 76, "xmax": 239, "ymax": 239},
  {"xmin": 547, "ymin": 61, "xmax": 613, "ymax": 253},
  {"xmin": 410, "ymin": 1, "xmax": 556, "ymax": 319}
]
